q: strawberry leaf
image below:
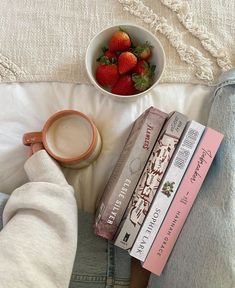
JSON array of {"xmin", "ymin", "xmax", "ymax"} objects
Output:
[
  {"xmin": 149, "ymin": 64, "xmax": 156, "ymax": 77},
  {"xmin": 102, "ymin": 46, "xmax": 108, "ymax": 53},
  {"xmin": 132, "ymin": 74, "xmax": 152, "ymax": 91},
  {"xmin": 96, "ymin": 55, "xmax": 111, "ymax": 64},
  {"xmin": 133, "ymin": 41, "xmax": 153, "ymax": 59}
]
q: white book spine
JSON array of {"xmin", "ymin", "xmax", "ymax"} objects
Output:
[{"xmin": 130, "ymin": 121, "xmax": 205, "ymax": 261}]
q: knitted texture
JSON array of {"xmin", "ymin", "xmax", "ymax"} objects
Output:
[{"xmin": 0, "ymin": 0, "xmax": 234, "ymax": 85}]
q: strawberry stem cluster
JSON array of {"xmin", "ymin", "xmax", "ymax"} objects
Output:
[{"xmin": 95, "ymin": 28, "xmax": 156, "ymax": 96}]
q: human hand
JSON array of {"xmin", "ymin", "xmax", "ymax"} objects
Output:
[
  {"xmin": 130, "ymin": 257, "xmax": 151, "ymax": 288},
  {"xmin": 28, "ymin": 143, "xmax": 44, "ymax": 158}
]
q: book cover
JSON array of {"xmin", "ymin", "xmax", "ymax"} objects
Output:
[
  {"xmin": 143, "ymin": 127, "xmax": 224, "ymax": 275},
  {"xmin": 94, "ymin": 107, "xmax": 168, "ymax": 240},
  {"xmin": 114, "ymin": 112, "xmax": 189, "ymax": 250},
  {"xmin": 129, "ymin": 120, "xmax": 205, "ymax": 261}
]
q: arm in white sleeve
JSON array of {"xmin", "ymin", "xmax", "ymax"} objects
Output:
[{"xmin": 0, "ymin": 150, "xmax": 78, "ymax": 288}]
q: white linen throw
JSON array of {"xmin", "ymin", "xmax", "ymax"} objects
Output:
[{"xmin": 0, "ymin": 0, "xmax": 234, "ymax": 85}]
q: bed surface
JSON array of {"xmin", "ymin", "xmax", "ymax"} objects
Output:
[
  {"xmin": 0, "ymin": 82, "xmax": 212, "ymax": 212},
  {"xmin": 0, "ymin": 0, "xmax": 234, "ymax": 285}
]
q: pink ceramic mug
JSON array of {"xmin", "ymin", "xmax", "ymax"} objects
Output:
[{"xmin": 23, "ymin": 110, "xmax": 102, "ymax": 168}]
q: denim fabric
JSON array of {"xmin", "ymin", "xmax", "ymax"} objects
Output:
[
  {"xmin": 148, "ymin": 69, "xmax": 235, "ymax": 288},
  {"xmin": 0, "ymin": 192, "xmax": 9, "ymax": 230},
  {"xmin": 216, "ymin": 68, "xmax": 235, "ymax": 88},
  {"xmin": 70, "ymin": 210, "xmax": 131, "ymax": 288}
]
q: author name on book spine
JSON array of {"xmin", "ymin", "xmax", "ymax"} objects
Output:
[
  {"xmin": 136, "ymin": 207, "xmax": 161, "ymax": 255},
  {"xmin": 107, "ymin": 178, "xmax": 132, "ymax": 225}
]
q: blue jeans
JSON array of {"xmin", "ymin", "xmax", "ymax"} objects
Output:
[
  {"xmin": 70, "ymin": 211, "xmax": 131, "ymax": 288},
  {"xmin": 148, "ymin": 70, "xmax": 235, "ymax": 288},
  {"xmin": 0, "ymin": 192, "xmax": 9, "ymax": 230}
]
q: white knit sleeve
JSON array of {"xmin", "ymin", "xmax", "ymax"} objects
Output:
[
  {"xmin": 0, "ymin": 150, "xmax": 78, "ymax": 288},
  {"xmin": 24, "ymin": 149, "xmax": 70, "ymax": 185}
]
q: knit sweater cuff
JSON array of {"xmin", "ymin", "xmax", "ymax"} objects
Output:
[{"xmin": 24, "ymin": 150, "xmax": 69, "ymax": 186}]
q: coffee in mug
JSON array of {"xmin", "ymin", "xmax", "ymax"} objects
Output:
[{"xmin": 23, "ymin": 110, "xmax": 102, "ymax": 168}]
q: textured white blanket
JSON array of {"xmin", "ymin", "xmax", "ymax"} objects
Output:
[{"xmin": 0, "ymin": 0, "xmax": 234, "ymax": 85}]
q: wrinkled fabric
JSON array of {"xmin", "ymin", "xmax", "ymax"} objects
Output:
[{"xmin": 149, "ymin": 69, "xmax": 235, "ymax": 288}]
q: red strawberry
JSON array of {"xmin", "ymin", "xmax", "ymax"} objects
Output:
[
  {"xmin": 104, "ymin": 50, "xmax": 117, "ymax": 61},
  {"xmin": 109, "ymin": 30, "xmax": 131, "ymax": 52},
  {"xmin": 133, "ymin": 60, "xmax": 156, "ymax": 77},
  {"xmin": 133, "ymin": 60, "xmax": 150, "ymax": 75},
  {"xmin": 134, "ymin": 41, "xmax": 153, "ymax": 60},
  {"xmin": 118, "ymin": 51, "xmax": 137, "ymax": 74},
  {"xmin": 96, "ymin": 57, "xmax": 119, "ymax": 87},
  {"xmin": 97, "ymin": 48, "xmax": 117, "ymax": 63},
  {"xmin": 111, "ymin": 75, "xmax": 137, "ymax": 95}
]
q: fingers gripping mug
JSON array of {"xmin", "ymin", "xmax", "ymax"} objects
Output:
[{"xmin": 23, "ymin": 110, "xmax": 102, "ymax": 168}]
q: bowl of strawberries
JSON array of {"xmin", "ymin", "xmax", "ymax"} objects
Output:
[{"xmin": 85, "ymin": 24, "xmax": 165, "ymax": 100}]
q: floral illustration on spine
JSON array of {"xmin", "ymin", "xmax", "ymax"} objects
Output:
[
  {"xmin": 129, "ymin": 134, "xmax": 178, "ymax": 226},
  {"xmin": 161, "ymin": 181, "xmax": 175, "ymax": 197}
]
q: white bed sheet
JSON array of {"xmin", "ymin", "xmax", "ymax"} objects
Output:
[{"xmin": 0, "ymin": 82, "xmax": 213, "ymax": 212}]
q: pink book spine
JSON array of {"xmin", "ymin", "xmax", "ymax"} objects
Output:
[{"xmin": 143, "ymin": 127, "xmax": 224, "ymax": 276}]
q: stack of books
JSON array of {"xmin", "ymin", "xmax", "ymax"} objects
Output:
[{"xmin": 94, "ymin": 106, "xmax": 224, "ymax": 276}]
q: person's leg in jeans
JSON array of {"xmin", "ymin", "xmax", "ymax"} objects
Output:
[
  {"xmin": 148, "ymin": 69, "xmax": 235, "ymax": 288},
  {"xmin": 70, "ymin": 210, "xmax": 131, "ymax": 288}
]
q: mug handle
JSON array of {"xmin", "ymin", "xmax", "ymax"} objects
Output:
[{"xmin": 23, "ymin": 132, "xmax": 43, "ymax": 146}]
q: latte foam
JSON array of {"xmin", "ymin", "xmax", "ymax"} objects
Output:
[{"xmin": 46, "ymin": 114, "xmax": 93, "ymax": 159}]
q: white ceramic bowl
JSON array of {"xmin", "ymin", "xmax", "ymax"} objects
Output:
[{"xmin": 85, "ymin": 24, "xmax": 165, "ymax": 100}]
